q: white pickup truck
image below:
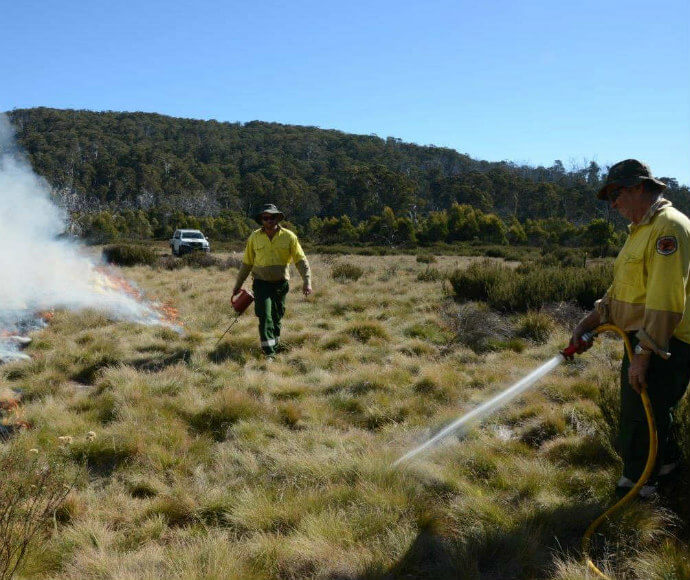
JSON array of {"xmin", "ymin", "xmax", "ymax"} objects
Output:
[{"xmin": 170, "ymin": 229, "xmax": 211, "ymax": 256}]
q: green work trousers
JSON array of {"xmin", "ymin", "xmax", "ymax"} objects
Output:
[
  {"xmin": 252, "ymin": 279, "xmax": 289, "ymax": 355},
  {"xmin": 620, "ymin": 334, "xmax": 690, "ymax": 481}
]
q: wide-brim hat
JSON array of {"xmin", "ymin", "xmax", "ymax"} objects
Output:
[
  {"xmin": 597, "ymin": 159, "xmax": 667, "ymax": 200},
  {"xmin": 254, "ymin": 203, "xmax": 285, "ymax": 224}
]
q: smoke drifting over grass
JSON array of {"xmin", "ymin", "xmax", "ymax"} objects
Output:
[{"xmin": 0, "ymin": 114, "xmax": 172, "ymax": 360}]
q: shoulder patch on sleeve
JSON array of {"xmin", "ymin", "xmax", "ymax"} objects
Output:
[{"xmin": 656, "ymin": 235, "xmax": 678, "ymax": 256}]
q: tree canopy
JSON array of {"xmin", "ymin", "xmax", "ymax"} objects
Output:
[{"xmin": 6, "ymin": 107, "xmax": 690, "ymax": 232}]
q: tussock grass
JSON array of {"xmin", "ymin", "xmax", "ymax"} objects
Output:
[
  {"xmin": 189, "ymin": 388, "xmax": 266, "ymax": 441},
  {"xmin": 516, "ymin": 311, "xmax": 555, "ymax": 344},
  {"xmin": 1, "ymin": 253, "xmax": 687, "ymax": 579},
  {"xmin": 416, "ymin": 253, "xmax": 437, "ymax": 264},
  {"xmin": 331, "ymin": 262, "xmax": 364, "ymax": 282}
]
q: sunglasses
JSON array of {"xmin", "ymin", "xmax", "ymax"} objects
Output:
[
  {"xmin": 261, "ymin": 215, "xmax": 278, "ymax": 221},
  {"xmin": 607, "ymin": 187, "xmax": 625, "ymax": 204}
]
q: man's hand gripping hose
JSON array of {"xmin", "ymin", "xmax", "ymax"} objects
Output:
[{"xmin": 563, "ymin": 324, "xmax": 658, "ymax": 580}]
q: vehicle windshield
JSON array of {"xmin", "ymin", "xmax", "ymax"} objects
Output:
[{"xmin": 182, "ymin": 232, "xmax": 204, "ymax": 239}]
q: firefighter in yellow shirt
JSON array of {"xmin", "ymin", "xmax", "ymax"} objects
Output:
[
  {"xmin": 233, "ymin": 204, "xmax": 312, "ymax": 357},
  {"xmin": 571, "ymin": 159, "xmax": 690, "ymax": 498}
]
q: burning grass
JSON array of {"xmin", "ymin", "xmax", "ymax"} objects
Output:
[{"xmin": 0, "ymin": 252, "xmax": 687, "ymax": 579}]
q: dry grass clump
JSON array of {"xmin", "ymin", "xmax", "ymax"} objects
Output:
[
  {"xmin": 2, "ymin": 251, "xmax": 687, "ymax": 579},
  {"xmin": 443, "ymin": 301, "xmax": 512, "ymax": 353}
]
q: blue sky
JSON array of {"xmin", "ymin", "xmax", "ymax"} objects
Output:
[{"xmin": 2, "ymin": 0, "xmax": 688, "ymax": 185}]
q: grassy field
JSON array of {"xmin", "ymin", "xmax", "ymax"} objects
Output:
[{"xmin": 1, "ymin": 253, "xmax": 689, "ymax": 579}]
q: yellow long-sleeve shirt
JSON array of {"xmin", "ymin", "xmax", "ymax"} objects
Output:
[
  {"xmin": 596, "ymin": 199, "xmax": 690, "ymax": 354},
  {"xmin": 234, "ymin": 227, "xmax": 310, "ymax": 288}
]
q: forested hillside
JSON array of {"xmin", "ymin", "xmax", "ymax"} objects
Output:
[{"xmin": 6, "ymin": 107, "xmax": 690, "ymax": 242}]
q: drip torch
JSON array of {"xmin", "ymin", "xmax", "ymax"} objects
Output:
[{"xmin": 214, "ymin": 288, "xmax": 254, "ymax": 348}]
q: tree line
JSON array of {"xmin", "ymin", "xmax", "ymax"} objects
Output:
[
  {"xmin": 7, "ymin": 107, "xmax": 690, "ymax": 235},
  {"xmin": 72, "ymin": 204, "xmax": 623, "ymax": 254}
]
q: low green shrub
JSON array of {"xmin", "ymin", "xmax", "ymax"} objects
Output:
[
  {"xmin": 102, "ymin": 244, "xmax": 158, "ymax": 266},
  {"xmin": 449, "ymin": 261, "xmax": 612, "ymax": 312},
  {"xmin": 331, "ymin": 263, "xmax": 364, "ymax": 281},
  {"xmin": 538, "ymin": 247, "xmax": 588, "ymax": 268}
]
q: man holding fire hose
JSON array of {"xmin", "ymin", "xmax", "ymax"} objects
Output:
[
  {"xmin": 233, "ymin": 204, "xmax": 312, "ymax": 358},
  {"xmin": 571, "ymin": 159, "xmax": 690, "ymax": 498}
]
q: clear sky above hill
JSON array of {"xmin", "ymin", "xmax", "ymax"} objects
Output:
[{"xmin": 2, "ymin": 0, "xmax": 688, "ymax": 185}]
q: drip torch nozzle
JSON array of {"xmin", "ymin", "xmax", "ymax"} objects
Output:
[{"xmin": 561, "ymin": 331, "xmax": 595, "ymax": 360}]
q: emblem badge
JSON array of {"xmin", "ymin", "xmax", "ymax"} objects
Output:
[{"xmin": 656, "ymin": 236, "xmax": 678, "ymax": 256}]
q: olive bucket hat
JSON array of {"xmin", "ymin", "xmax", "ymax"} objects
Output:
[
  {"xmin": 597, "ymin": 159, "xmax": 667, "ymax": 200},
  {"xmin": 254, "ymin": 203, "xmax": 285, "ymax": 224}
]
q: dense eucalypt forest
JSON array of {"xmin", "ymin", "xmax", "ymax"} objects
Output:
[{"xmin": 7, "ymin": 107, "xmax": 690, "ymax": 247}]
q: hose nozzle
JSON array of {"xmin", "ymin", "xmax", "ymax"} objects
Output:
[{"xmin": 561, "ymin": 331, "xmax": 595, "ymax": 360}]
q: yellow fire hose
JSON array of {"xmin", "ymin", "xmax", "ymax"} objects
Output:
[{"xmin": 581, "ymin": 324, "xmax": 658, "ymax": 579}]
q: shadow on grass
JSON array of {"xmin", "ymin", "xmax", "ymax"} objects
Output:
[
  {"xmin": 208, "ymin": 338, "xmax": 257, "ymax": 365},
  {"xmin": 129, "ymin": 348, "xmax": 192, "ymax": 371},
  {"xmin": 356, "ymin": 502, "xmax": 606, "ymax": 580},
  {"xmin": 70, "ymin": 440, "xmax": 137, "ymax": 478},
  {"xmin": 71, "ymin": 354, "xmax": 120, "ymax": 385}
]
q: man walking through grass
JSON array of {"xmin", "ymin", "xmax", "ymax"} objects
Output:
[
  {"xmin": 233, "ymin": 204, "xmax": 312, "ymax": 358},
  {"xmin": 570, "ymin": 159, "xmax": 690, "ymax": 498}
]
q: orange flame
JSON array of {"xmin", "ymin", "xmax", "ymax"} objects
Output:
[{"xmin": 93, "ymin": 266, "xmax": 182, "ymax": 328}]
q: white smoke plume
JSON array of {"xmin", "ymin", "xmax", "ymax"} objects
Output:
[{"xmin": 0, "ymin": 114, "xmax": 173, "ymax": 360}]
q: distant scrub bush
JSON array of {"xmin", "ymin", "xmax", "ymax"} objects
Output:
[
  {"xmin": 223, "ymin": 254, "xmax": 244, "ymax": 269},
  {"xmin": 159, "ymin": 252, "xmax": 230, "ymax": 270},
  {"xmin": 482, "ymin": 246, "xmax": 524, "ymax": 260},
  {"xmin": 536, "ymin": 247, "xmax": 587, "ymax": 268},
  {"xmin": 416, "ymin": 254, "xmax": 437, "ymax": 264},
  {"xmin": 449, "ymin": 260, "xmax": 612, "ymax": 312},
  {"xmin": 331, "ymin": 263, "xmax": 364, "ymax": 282},
  {"xmin": 102, "ymin": 244, "xmax": 157, "ymax": 266},
  {"xmin": 179, "ymin": 252, "xmax": 222, "ymax": 268}
]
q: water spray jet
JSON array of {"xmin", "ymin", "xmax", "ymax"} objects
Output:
[
  {"xmin": 393, "ymin": 326, "xmax": 658, "ymax": 580},
  {"xmin": 393, "ymin": 332, "xmax": 595, "ymax": 467}
]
